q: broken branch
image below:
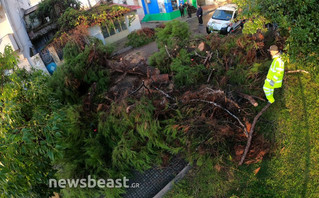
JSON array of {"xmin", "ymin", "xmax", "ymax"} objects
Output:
[
  {"xmin": 237, "ymin": 92, "xmax": 259, "ymax": 107},
  {"xmin": 204, "ymin": 52, "xmax": 213, "ymax": 65},
  {"xmin": 286, "ymin": 70, "xmax": 309, "ymax": 74},
  {"xmin": 165, "ymin": 45, "xmax": 172, "ymax": 59},
  {"xmin": 152, "ymin": 85, "xmax": 175, "ymax": 100},
  {"xmin": 239, "ymin": 102, "xmax": 271, "ymax": 165},
  {"xmin": 128, "ymin": 80, "xmax": 150, "ymax": 96},
  {"xmin": 194, "ymin": 51, "xmax": 206, "ymax": 59},
  {"xmin": 207, "ymin": 69, "xmax": 215, "ymax": 83},
  {"xmin": 190, "ymin": 99, "xmax": 248, "ymax": 137}
]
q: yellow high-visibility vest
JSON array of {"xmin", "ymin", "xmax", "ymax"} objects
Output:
[{"xmin": 265, "ymin": 55, "xmax": 284, "ymax": 88}]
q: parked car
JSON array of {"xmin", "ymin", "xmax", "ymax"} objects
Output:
[{"xmin": 206, "ymin": 4, "xmax": 244, "ymax": 35}]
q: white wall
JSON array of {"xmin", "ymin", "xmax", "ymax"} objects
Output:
[
  {"xmin": 88, "ymin": 25, "xmax": 106, "ymax": 44},
  {"xmin": 105, "ymin": 29, "xmax": 129, "ymax": 44},
  {"xmin": 29, "ymin": 0, "xmax": 42, "ymax": 7},
  {"xmin": 79, "ymin": 0, "xmax": 99, "ymax": 9},
  {"xmin": 1, "ymin": 0, "xmax": 33, "ymax": 60},
  {"xmin": 136, "ymin": 0, "xmax": 145, "ymax": 20},
  {"xmin": 0, "ymin": 34, "xmax": 19, "ymax": 54},
  {"xmin": 127, "ymin": 13, "xmax": 141, "ymax": 32},
  {"xmin": 0, "ymin": 8, "xmax": 14, "ymax": 39}
]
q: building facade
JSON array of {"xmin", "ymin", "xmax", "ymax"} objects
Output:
[
  {"xmin": 1, "ymin": 0, "xmax": 142, "ymax": 74},
  {"xmin": 0, "ymin": 0, "xmax": 48, "ymax": 72},
  {"xmin": 141, "ymin": 0, "xmax": 197, "ymax": 22},
  {"xmin": 88, "ymin": 7, "xmax": 142, "ymax": 45}
]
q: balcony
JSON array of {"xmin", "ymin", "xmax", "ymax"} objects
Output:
[{"xmin": 24, "ymin": 5, "xmax": 58, "ymax": 41}]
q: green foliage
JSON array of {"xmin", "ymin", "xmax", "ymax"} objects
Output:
[
  {"xmin": 234, "ymin": 0, "xmax": 319, "ymax": 70},
  {"xmin": 0, "ymin": 63, "xmax": 65, "ymax": 196},
  {"xmin": 57, "ymin": 8, "xmax": 82, "ymax": 32},
  {"xmin": 0, "ymin": 46, "xmax": 18, "ymax": 89},
  {"xmin": 107, "ymin": 99, "xmax": 170, "ymax": 171},
  {"xmin": 54, "ymin": 4, "xmax": 131, "ymax": 38},
  {"xmin": 55, "ymin": 98, "xmax": 183, "ymax": 197},
  {"xmin": 49, "ymin": 38, "xmax": 111, "ymax": 104},
  {"xmin": 168, "ymin": 59, "xmax": 319, "ymax": 197},
  {"xmin": 242, "ymin": 17, "xmax": 268, "ymax": 35},
  {"xmin": 150, "ymin": 20, "xmax": 190, "ymax": 72},
  {"xmin": 170, "ymin": 49, "xmax": 208, "ymax": 87},
  {"xmin": 149, "ymin": 48, "xmax": 172, "ymax": 73},
  {"xmin": 36, "ymin": 0, "xmax": 80, "ymax": 21},
  {"xmin": 155, "ymin": 20, "xmax": 190, "ymax": 49},
  {"xmin": 165, "ymin": 158, "xmax": 234, "ymax": 198},
  {"xmin": 231, "ymin": 68, "xmax": 319, "ymax": 197},
  {"xmin": 126, "ymin": 30, "xmax": 155, "ymax": 48},
  {"xmin": 248, "ymin": 60, "xmax": 272, "ymax": 77}
]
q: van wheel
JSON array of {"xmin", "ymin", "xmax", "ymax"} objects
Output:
[
  {"xmin": 220, "ymin": 27, "xmax": 228, "ymax": 35},
  {"xmin": 206, "ymin": 27, "xmax": 211, "ymax": 34}
]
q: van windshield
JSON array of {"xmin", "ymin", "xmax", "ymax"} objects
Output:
[{"xmin": 212, "ymin": 10, "xmax": 234, "ymax": 21}]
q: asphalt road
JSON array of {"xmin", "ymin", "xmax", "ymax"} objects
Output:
[
  {"xmin": 188, "ymin": 11, "xmax": 214, "ymax": 36},
  {"xmin": 141, "ymin": 11, "xmax": 215, "ymax": 36}
]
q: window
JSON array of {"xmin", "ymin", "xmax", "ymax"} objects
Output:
[
  {"xmin": 114, "ymin": 20, "xmax": 121, "ymax": 34},
  {"xmin": 109, "ymin": 22, "xmax": 116, "ymax": 36},
  {"xmin": 120, "ymin": 18, "xmax": 127, "ymax": 30},
  {"xmin": 101, "ymin": 25, "xmax": 110, "ymax": 38},
  {"xmin": 212, "ymin": 10, "xmax": 234, "ymax": 21},
  {"xmin": 101, "ymin": 17, "xmax": 128, "ymax": 39}
]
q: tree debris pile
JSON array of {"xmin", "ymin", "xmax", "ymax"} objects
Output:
[
  {"xmin": 46, "ymin": 20, "xmax": 279, "ymax": 196},
  {"xmin": 104, "ymin": 59, "xmax": 271, "ymax": 165}
]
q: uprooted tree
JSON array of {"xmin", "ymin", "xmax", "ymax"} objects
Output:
[{"xmin": 1, "ymin": 18, "xmax": 283, "ymax": 197}]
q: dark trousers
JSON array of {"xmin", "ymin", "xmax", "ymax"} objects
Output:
[
  {"xmin": 180, "ymin": 10, "xmax": 184, "ymax": 17},
  {"xmin": 198, "ymin": 16, "xmax": 203, "ymax": 24},
  {"xmin": 187, "ymin": 10, "xmax": 191, "ymax": 17}
]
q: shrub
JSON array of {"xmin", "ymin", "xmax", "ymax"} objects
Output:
[
  {"xmin": 126, "ymin": 28, "xmax": 155, "ymax": 48},
  {"xmin": 0, "ymin": 60, "xmax": 65, "ymax": 196},
  {"xmin": 36, "ymin": 0, "xmax": 81, "ymax": 21},
  {"xmin": 149, "ymin": 48, "xmax": 171, "ymax": 73},
  {"xmin": 170, "ymin": 49, "xmax": 208, "ymax": 87},
  {"xmin": 150, "ymin": 20, "xmax": 191, "ymax": 72},
  {"xmin": 155, "ymin": 20, "xmax": 190, "ymax": 49},
  {"xmin": 57, "ymin": 8, "xmax": 82, "ymax": 32},
  {"xmin": 55, "ymin": 98, "xmax": 183, "ymax": 197},
  {"xmin": 234, "ymin": 0, "xmax": 319, "ymax": 71},
  {"xmin": 49, "ymin": 38, "xmax": 111, "ymax": 104}
]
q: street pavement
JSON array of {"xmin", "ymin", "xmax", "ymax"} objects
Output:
[{"xmin": 188, "ymin": 10, "xmax": 214, "ymax": 35}]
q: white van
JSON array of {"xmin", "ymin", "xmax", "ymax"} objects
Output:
[{"xmin": 206, "ymin": 4, "xmax": 244, "ymax": 34}]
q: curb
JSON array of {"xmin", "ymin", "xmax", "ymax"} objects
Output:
[
  {"xmin": 111, "ymin": 46, "xmax": 132, "ymax": 57},
  {"xmin": 153, "ymin": 163, "xmax": 192, "ymax": 198}
]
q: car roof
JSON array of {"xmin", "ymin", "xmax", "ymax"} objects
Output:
[{"xmin": 217, "ymin": 4, "xmax": 238, "ymax": 11}]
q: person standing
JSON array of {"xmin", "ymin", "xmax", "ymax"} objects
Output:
[
  {"xmin": 263, "ymin": 45, "xmax": 285, "ymax": 103},
  {"xmin": 196, "ymin": 5, "xmax": 203, "ymax": 25},
  {"xmin": 185, "ymin": 2, "xmax": 192, "ymax": 18},
  {"xmin": 179, "ymin": 3, "xmax": 184, "ymax": 17}
]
